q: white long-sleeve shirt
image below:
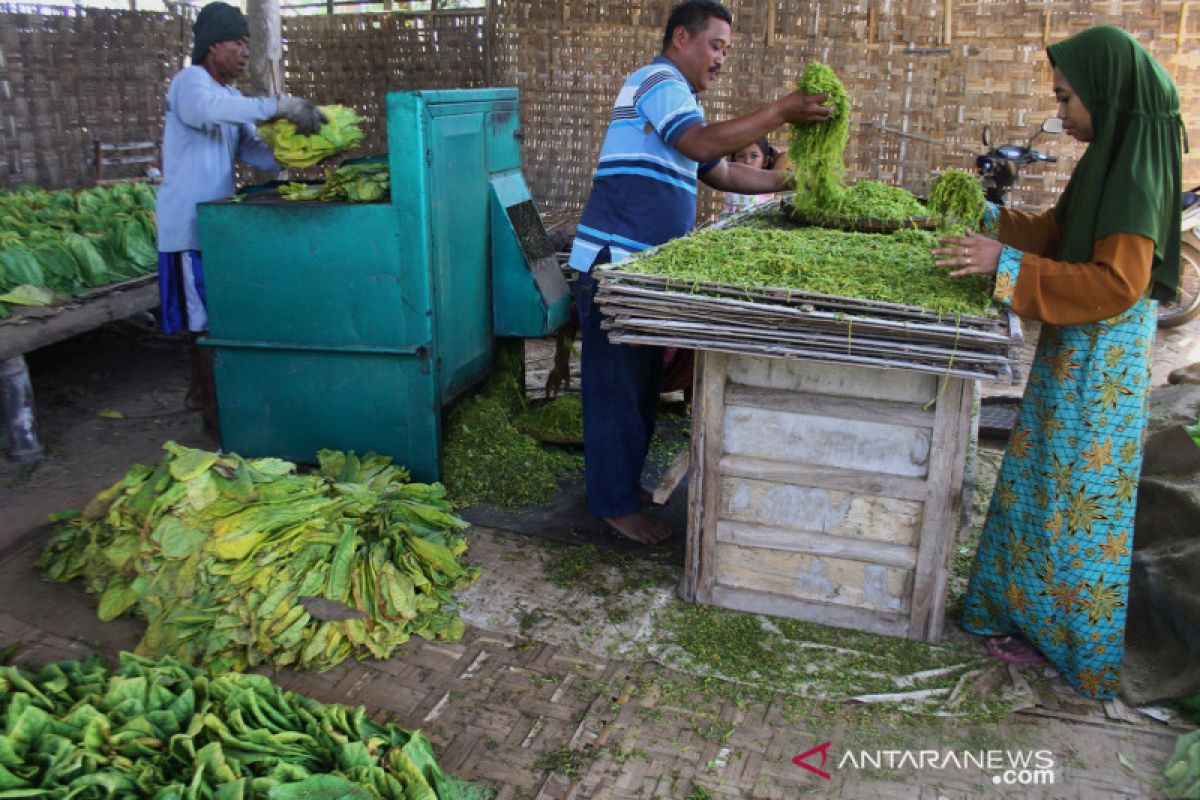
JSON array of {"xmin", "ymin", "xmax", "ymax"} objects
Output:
[{"xmin": 156, "ymin": 66, "xmax": 281, "ymax": 252}]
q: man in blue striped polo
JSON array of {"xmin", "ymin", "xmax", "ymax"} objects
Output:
[{"xmin": 569, "ymin": 0, "xmax": 834, "ymax": 543}]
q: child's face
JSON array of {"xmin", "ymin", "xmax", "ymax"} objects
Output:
[{"xmin": 732, "ymin": 144, "xmax": 765, "ymax": 168}]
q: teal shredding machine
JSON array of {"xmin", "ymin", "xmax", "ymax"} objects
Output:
[{"xmin": 196, "ymin": 88, "xmax": 570, "ymax": 481}]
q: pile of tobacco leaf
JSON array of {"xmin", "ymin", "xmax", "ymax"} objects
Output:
[
  {"xmin": 0, "ymin": 652, "xmax": 488, "ymax": 798},
  {"xmin": 0, "ymin": 183, "xmax": 158, "ymax": 317},
  {"xmin": 38, "ymin": 443, "xmax": 479, "ymax": 673}
]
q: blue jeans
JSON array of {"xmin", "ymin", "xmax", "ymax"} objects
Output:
[{"xmin": 575, "ymin": 256, "xmax": 663, "ymax": 517}]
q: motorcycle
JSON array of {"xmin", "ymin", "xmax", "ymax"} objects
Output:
[
  {"xmin": 975, "ymin": 117, "xmax": 1200, "ymax": 328},
  {"xmin": 1161, "ymin": 189, "xmax": 1200, "ymax": 328},
  {"xmin": 975, "ymin": 116, "xmax": 1061, "ymax": 206}
]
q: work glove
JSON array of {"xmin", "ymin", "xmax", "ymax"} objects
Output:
[{"xmin": 276, "ymin": 96, "xmax": 327, "ymax": 135}]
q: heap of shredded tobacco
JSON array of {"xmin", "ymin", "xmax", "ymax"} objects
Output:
[
  {"xmin": 786, "ymin": 63, "xmax": 931, "ymax": 226},
  {"xmin": 928, "ymin": 168, "xmax": 988, "ymax": 233},
  {"xmin": 788, "ymin": 62, "xmax": 852, "ymax": 209}
]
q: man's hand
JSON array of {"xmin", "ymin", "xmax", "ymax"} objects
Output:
[
  {"xmin": 775, "ymin": 92, "xmax": 833, "ymax": 126},
  {"xmin": 276, "ymin": 96, "xmax": 327, "ymax": 135}
]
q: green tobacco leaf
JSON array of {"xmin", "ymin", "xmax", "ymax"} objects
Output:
[
  {"xmin": 0, "ymin": 283, "xmax": 57, "ymax": 306},
  {"xmin": 97, "ymin": 585, "xmax": 139, "ymax": 621},
  {"xmin": 186, "ymin": 471, "xmax": 221, "ymax": 512},
  {"xmin": 266, "ymin": 774, "xmax": 374, "ymax": 799},
  {"xmin": 155, "ymin": 517, "xmax": 209, "ymax": 560},
  {"xmin": 168, "ymin": 447, "xmax": 219, "ymax": 482}
]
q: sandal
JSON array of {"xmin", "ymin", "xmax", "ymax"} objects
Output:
[{"xmin": 985, "ymin": 635, "xmax": 1049, "ymax": 665}]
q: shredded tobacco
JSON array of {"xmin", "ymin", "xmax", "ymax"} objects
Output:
[
  {"xmin": 788, "ymin": 62, "xmax": 852, "ymax": 209},
  {"xmin": 928, "ymin": 168, "xmax": 988, "ymax": 231},
  {"xmin": 442, "ymin": 342, "xmax": 582, "ymax": 507},
  {"xmin": 619, "ymin": 225, "xmax": 995, "ymax": 316}
]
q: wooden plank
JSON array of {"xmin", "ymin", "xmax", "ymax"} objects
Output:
[
  {"xmin": 709, "ymin": 584, "xmax": 911, "ymax": 638},
  {"xmin": 722, "ymin": 404, "xmax": 932, "ymax": 478},
  {"xmin": 714, "ymin": 542, "xmax": 912, "ymax": 614},
  {"xmin": 720, "ymin": 475, "xmax": 924, "ymax": 546},
  {"xmin": 606, "ymin": 316, "xmax": 1011, "ymax": 365},
  {"xmin": 651, "ymin": 448, "xmax": 690, "ymax": 506},
  {"xmin": 598, "ymin": 311, "xmax": 1014, "ymax": 364},
  {"xmin": 694, "ymin": 351, "xmax": 727, "ymax": 603},
  {"xmin": 0, "ymin": 278, "xmax": 158, "ymax": 362},
  {"xmin": 724, "ymin": 384, "xmax": 936, "ymax": 429},
  {"xmin": 726, "ymin": 356, "xmax": 938, "ymax": 405},
  {"xmin": 906, "ymin": 376, "xmax": 972, "ymax": 643},
  {"xmin": 719, "ymin": 453, "xmax": 929, "ymax": 502},
  {"xmin": 682, "ymin": 354, "xmax": 707, "ymax": 602},
  {"xmin": 683, "ymin": 351, "xmax": 723, "ymax": 601},
  {"xmin": 715, "ymin": 519, "xmax": 918, "ymax": 569},
  {"xmin": 604, "ymin": 331, "xmax": 1011, "ymax": 381},
  {"xmin": 602, "ymin": 314, "xmax": 1013, "ymax": 366}
]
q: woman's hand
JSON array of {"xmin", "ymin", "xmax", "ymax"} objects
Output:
[{"xmin": 932, "ymin": 230, "xmax": 1002, "ymax": 277}]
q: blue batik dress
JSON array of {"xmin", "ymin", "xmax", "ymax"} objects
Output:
[{"xmin": 963, "ymin": 212, "xmax": 1156, "ymax": 700}]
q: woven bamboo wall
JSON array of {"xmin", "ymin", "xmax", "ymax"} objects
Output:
[
  {"xmin": 281, "ymin": 9, "xmax": 491, "ymax": 159},
  {"xmin": 0, "ymin": 8, "xmax": 189, "ymax": 189},
  {"xmin": 492, "ymin": 0, "xmax": 1200, "ymax": 218},
  {"xmin": 3, "ymin": 0, "xmax": 1198, "ymax": 216}
]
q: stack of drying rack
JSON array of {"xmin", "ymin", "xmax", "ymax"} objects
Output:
[{"xmin": 592, "ymin": 202, "xmax": 1022, "ymax": 381}]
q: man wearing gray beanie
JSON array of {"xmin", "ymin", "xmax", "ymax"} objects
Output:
[{"xmin": 156, "ymin": 1, "xmax": 322, "ymax": 436}]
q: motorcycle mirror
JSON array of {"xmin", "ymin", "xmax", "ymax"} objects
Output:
[
  {"xmin": 1041, "ymin": 117, "xmax": 1064, "ymax": 135},
  {"xmin": 981, "ymin": 125, "xmax": 993, "ymax": 149}
]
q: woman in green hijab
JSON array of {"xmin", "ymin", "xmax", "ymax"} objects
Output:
[{"xmin": 934, "ymin": 25, "xmax": 1185, "ymax": 699}]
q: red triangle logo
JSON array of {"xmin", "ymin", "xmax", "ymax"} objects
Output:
[{"xmin": 792, "ymin": 741, "xmax": 833, "ymax": 780}]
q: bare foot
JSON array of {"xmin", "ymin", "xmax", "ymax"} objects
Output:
[
  {"xmin": 985, "ymin": 634, "xmax": 1048, "ymax": 665},
  {"xmin": 603, "ymin": 511, "xmax": 672, "ymax": 544}
]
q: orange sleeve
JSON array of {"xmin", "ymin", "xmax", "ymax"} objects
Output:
[
  {"xmin": 1003, "ymin": 233, "xmax": 1153, "ymax": 326},
  {"xmin": 997, "ymin": 206, "xmax": 1062, "ymax": 257}
]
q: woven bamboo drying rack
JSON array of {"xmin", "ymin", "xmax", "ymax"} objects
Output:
[{"xmin": 593, "ymin": 200, "xmax": 1022, "ymax": 381}]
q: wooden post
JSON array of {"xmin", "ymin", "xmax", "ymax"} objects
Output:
[
  {"xmin": 484, "ymin": 0, "xmax": 494, "ymax": 86},
  {"xmin": 1179, "ymin": 2, "xmax": 1190, "ymax": 54},
  {"xmin": 247, "ymin": 0, "xmax": 284, "ymax": 98},
  {"xmin": 766, "ymin": 2, "xmax": 775, "ymax": 46}
]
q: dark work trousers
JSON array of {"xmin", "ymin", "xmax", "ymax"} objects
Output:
[{"xmin": 575, "ymin": 252, "xmax": 663, "ymax": 518}]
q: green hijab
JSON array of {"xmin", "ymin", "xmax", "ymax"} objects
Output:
[{"xmin": 1048, "ymin": 25, "xmax": 1185, "ymax": 302}]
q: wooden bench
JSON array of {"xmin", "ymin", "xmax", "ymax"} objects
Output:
[{"xmin": 92, "ymin": 140, "xmax": 160, "ymax": 185}]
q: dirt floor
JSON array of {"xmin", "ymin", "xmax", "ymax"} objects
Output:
[{"xmin": 1, "ymin": 317, "xmax": 1198, "ymax": 798}]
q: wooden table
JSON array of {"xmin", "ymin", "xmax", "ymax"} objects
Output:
[{"xmin": 0, "ymin": 276, "xmax": 159, "ymax": 459}]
